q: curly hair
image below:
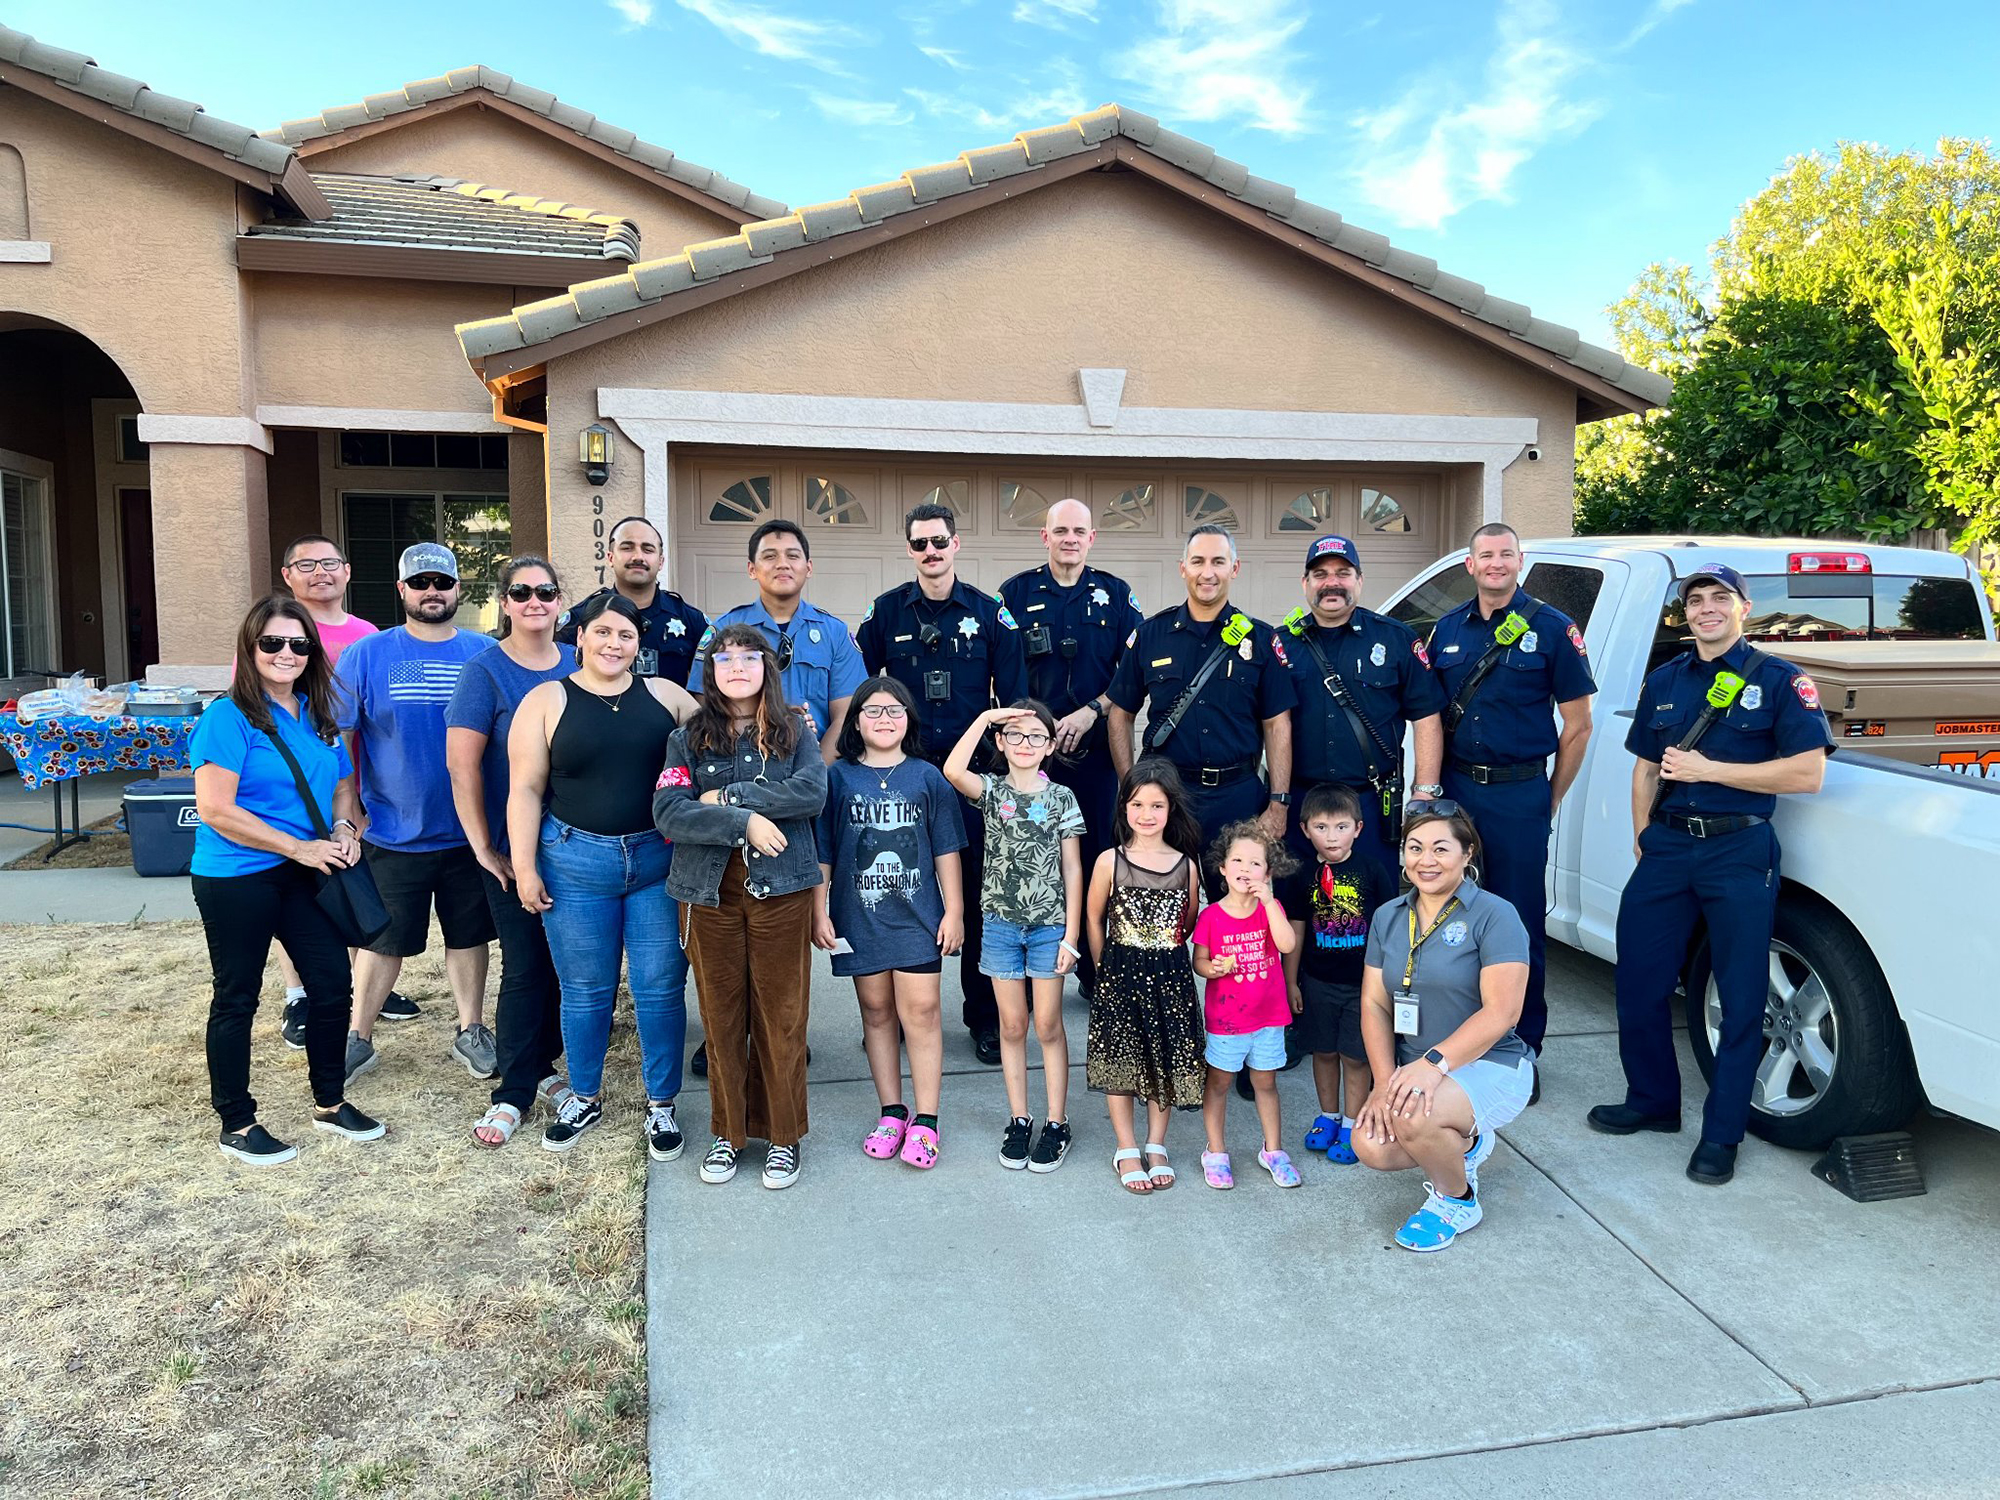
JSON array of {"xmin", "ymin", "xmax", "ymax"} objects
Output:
[{"xmin": 1205, "ymin": 818, "xmax": 1301, "ymax": 882}]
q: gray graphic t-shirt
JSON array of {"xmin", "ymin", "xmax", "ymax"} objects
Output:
[
  {"xmin": 818, "ymin": 759, "xmax": 966, "ymax": 978},
  {"xmin": 977, "ymin": 773, "xmax": 1086, "ymax": 928}
]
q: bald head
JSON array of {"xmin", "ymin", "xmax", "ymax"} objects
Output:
[{"xmin": 1042, "ymin": 497, "xmax": 1096, "ymax": 573}]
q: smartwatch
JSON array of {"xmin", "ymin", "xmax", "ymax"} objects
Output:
[
  {"xmin": 1422, "ymin": 1047, "xmax": 1451, "ymax": 1075},
  {"xmin": 333, "ymin": 818, "xmax": 358, "ymax": 835},
  {"xmin": 1270, "ymin": 791, "xmax": 1292, "ymax": 806},
  {"xmin": 1091, "ymin": 696, "xmax": 1111, "ymax": 718}
]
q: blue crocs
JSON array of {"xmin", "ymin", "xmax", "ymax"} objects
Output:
[
  {"xmin": 1303, "ymin": 1113, "xmax": 1340, "ymax": 1152},
  {"xmin": 1393, "ymin": 1181, "xmax": 1483, "ymax": 1252},
  {"xmin": 1463, "ymin": 1130, "xmax": 1495, "ymax": 1194},
  {"xmin": 1326, "ymin": 1119, "xmax": 1358, "ymax": 1165}
]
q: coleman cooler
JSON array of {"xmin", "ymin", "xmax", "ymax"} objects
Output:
[{"xmin": 124, "ymin": 777, "xmax": 200, "ymax": 877}]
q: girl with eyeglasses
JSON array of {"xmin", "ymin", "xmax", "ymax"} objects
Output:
[
  {"xmin": 189, "ymin": 596, "xmax": 382, "ymax": 1164},
  {"xmin": 445, "ymin": 556, "xmax": 578, "ymax": 1147},
  {"xmin": 943, "ymin": 699, "xmax": 1085, "ymax": 1172},
  {"xmin": 655, "ymin": 624, "xmax": 829, "ymax": 1189},
  {"xmin": 814, "ymin": 676, "xmax": 967, "ymax": 1170}
]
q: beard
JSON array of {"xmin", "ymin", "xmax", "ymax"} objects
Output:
[{"xmin": 404, "ymin": 596, "xmax": 460, "ymax": 624}]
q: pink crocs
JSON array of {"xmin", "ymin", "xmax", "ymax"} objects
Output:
[
  {"xmin": 863, "ymin": 1114, "xmax": 907, "ymax": 1159},
  {"xmin": 900, "ymin": 1123, "xmax": 940, "ymax": 1170}
]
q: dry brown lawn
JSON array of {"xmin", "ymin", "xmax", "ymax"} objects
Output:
[{"xmin": 0, "ymin": 921, "xmax": 651, "ymax": 1499}]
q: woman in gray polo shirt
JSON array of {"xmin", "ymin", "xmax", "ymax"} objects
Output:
[{"xmin": 1355, "ymin": 803, "xmax": 1533, "ymax": 1252}]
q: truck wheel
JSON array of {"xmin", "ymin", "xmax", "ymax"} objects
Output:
[{"xmin": 1685, "ymin": 898, "xmax": 1919, "ymax": 1152}]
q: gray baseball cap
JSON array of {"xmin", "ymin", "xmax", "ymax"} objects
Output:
[{"xmin": 398, "ymin": 542, "xmax": 459, "ymax": 582}]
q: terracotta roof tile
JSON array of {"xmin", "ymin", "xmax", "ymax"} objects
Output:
[{"xmin": 245, "ymin": 173, "xmax": 639, "ymax": 260}]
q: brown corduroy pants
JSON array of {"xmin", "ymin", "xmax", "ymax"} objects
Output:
[{"xmin": 687, "ymin": 854, "xmax": 814, "ymax": 1148}]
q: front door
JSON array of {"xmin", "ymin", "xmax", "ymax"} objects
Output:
[{"xmin": 118, "ymin": 487, "xmax": 159, "ymax": 676}]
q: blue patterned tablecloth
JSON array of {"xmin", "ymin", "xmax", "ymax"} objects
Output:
[{"xmin": 4, "ymin": 711, "xmax": 201, "ymax": 790}]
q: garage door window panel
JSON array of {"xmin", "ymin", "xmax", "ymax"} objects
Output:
[
  {"xmin": 903, "ymin": 476, "xmax": 974, "ymax": 532},
  {"xmin": 707, "ymin": 474, "xmax": 775, "ymax": 525},
  {"xmin": 805, "ymin": 474, "xmax": 875, "ymax": 530},
  {"xmin": 1081, "ymin": 477, "xmax": 1162, "ymax": 535}
]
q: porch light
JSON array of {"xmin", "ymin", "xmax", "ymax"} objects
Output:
[{"xmin": 580, "ymin": 424, "xmax": 614, "ymax": 486}]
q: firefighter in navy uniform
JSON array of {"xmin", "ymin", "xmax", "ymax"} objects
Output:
[
  {"xmin": 556, "ymin": 515, "xmax": 706, "ymax": 686},
  {"xmin": 857, "ymin": 502, "xmax": 1029, "ymax": 1065},
  {"xmin": 1106, "ymin": 524, "xmax": 1296, "ymax": 898},
  {"xmin": 1590, "ymin": 563, "xmax": 1832, "ymax": 1186},
  {"xmin": 999, "ymin": 498, "xmax": 1143, "ymax": 1003},
  {"xmin": 1427, "ymin": 523, "xmax": 1595, "ymax": 1088},
  {"xmin": 1276, "ymin": 534, "xmax": 1445, "ymax": 874}
]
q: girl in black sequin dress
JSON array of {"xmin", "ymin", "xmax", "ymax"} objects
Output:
[{"xmin": 1085, "ymin": 759, "xmax": 1206, "ymax": 1193}]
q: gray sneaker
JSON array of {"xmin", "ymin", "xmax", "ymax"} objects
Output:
[
  {"xmin": 344, "ymin": 1031, "xmax": 379, "ymax": 1086},
  {"xmin": 452, "ymin": 1023, "xmax": 498, "ymax": 1080}
]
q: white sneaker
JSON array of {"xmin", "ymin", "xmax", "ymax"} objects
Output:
[
  {"xmin": 1394, "ymin": 1181, "xmax": 1484, "ymax": 1252},
  {"xmin": 1464, "ymin": 1130, "xmax": 1496, "ymax": 1195},
  {"xmin": 762, "ymin": 1142, "xmax": 801, "ymax": 1190}
]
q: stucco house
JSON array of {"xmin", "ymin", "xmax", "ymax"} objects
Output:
[{"xmin": 0, "ymin": 25, "xmax": 1669, "ymax": 688}]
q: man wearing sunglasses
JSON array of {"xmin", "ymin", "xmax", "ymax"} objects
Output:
[
  {"xmin": 279, "ymin": 534, "xmax": 377, "ymax": 664},
  {"xmin": 857, "ymin": 502, "xmax": 1029, "ymax": 1065},
  {"xmin": 333, "ymin": 543, "xmax": 500, "ymax": 1087},
  {"xmin": 556, "ymin": 515, "xmax": 707, "ymax": 686}
]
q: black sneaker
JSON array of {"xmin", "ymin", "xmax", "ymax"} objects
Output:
[
  {"xmin": 312, "ymin": 1102, "xmax": 386, "ymax": 1141},
  {"xmin": 379, "ymin": 990, "xmax": 421, "ymax": 1022},
  {"xmin": 541, "ymin": 1093, "xmax": 603, "ymax": 1152},
  {"xmin": 218, "ymin": 1123, "xmax": 297, "ymax": 1167},
  {"xmin": 998, "ymin": 1116, "xmax": 1033, "ymax": 1170},
  {"xmin": 972, "ymin": 1026, "xmax": 1001, "ymax": 1066},
  {"xmin": 281, "ymin": 997, "xmax": 308, "ymax": 1051},
  {"xmin": 1027, "ymin": 1119, "xmax": 1072, "ymax": 1174},
  {"xmin": 691, "ymin": 1042, "xmax": 709, "ymax": 1078},
  {"xmin": 646, "ymin": 1101, "xmax": 684, "ymax": 1162}
]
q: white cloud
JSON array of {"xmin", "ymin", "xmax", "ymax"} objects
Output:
[
  {"xmin": 1620, "ymin": 0, "xmax": 1695, "ymax": 49},
  {"xmin": 1347, "ymin": 1, "xmax": 1602, "ymax": 230},
  {"xmin": 919, "ymin": 45, "xmax": 970, "ymax": 71},
  {"xmin": 674, "ymin": 0, "xmax": 860, "ymax": 67},
  {"xmin": 1012, "ymin": 0, "xmax": 1100, "ymax": 28},
  {"xmin": 608, "ymin": 0, "xmax": 655, "ymax": 24},
  {"xmin": 905, "ymin": 59, "xmax": 1091, "ymax": 137},
  {"xmin": 811, "ymin": 93, "xmax": 916, "ymax": 128},
  {"xmin": 1115, "ymin": 0, "xmax": 1314, "ymax": 137}
]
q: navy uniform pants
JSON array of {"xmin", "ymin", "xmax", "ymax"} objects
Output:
[
  {"xmin": 1442, "ymin": 768, "xmax": 1553, "ymax": 1053},
  {"xmin": 1182, "ymin": 773, "xmax": 1268, "ymax": 901},
  {"xmin": 1614, "ymin": 821, "xmax": 1779, "ymax": 1146},
  {"xmin": 1288, "ymin": 777, "xmax": 1400, "ymax": 877},
  {"xmin": 1047, "ymin": 736, "xmax": 1117, "ymax": 996},
  {"xmin": 958, "ymin": 798, "xmax": 996, "ymax": 1034}
]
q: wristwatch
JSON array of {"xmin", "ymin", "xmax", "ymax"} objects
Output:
[
  {"xmin": 1412, "ymin": 783, "xmax": 1445, "ymax": 799},
  {"xmin": 333, "ymin": 818, "xmax": 358, "ymax": 835},
  {"xmin": 1422, "ymin": 1047, "xmax": 1451, "ymax": 1074},
  {"xmin": 1091, "ymin": 696, "xmax": 1111, "ymax": 717},
  {"xmin": 1270, "ymin": 791, "xmax": 1292, "ymax": 806}
]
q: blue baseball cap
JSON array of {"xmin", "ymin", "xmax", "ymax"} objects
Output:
[
  {"xmin": 1678, "ymin": 563, "xmax": 1748, "ymax": 602},
  {"xmin": 1304, "ymin": 534, "xmax": 1362, "ymax": 573},
  {"xmin": 398, "ymin": 542, "xmax": 460, "ymax": 582}
]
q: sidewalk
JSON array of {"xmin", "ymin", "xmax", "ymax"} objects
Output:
[{"xmin": 0, "ymin": 769, "xmax": 195, "ymax": 922}]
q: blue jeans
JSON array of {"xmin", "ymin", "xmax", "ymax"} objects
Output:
[{"xmin": 537, "ymin": 816, "xmax": 688, "ymax": 1102}]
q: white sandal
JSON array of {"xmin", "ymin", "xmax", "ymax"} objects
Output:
[
  {"xmin": 537, "ymin": 1074, "xmax": 574, "ymax": 1115},
  {"xmin": 1115, "ymin": 1147, "xmax": 1152, "ymax": 1194},
  {"xmin": 472, "ymin": 1102, "xmax": 522, "ymax": 1148},
  {"xmin": 1144, "ymin": 1142, "xmax": 1176, "ymax": 1188}
]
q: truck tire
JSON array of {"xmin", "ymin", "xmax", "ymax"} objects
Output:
[{"xmin": 1684, "ymin": 896, "xmax": 1920, "ymax": 1152}]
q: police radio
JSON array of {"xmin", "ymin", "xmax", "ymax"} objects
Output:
[
  {"xmin": 1493, "ymin": 611, "xmax": 1531, "ymax": 646},
  {"xmin": 1220, "ymin": 612, "xmax": 1253, "ymax": 647},
  {"xmin": 1649, "ymin": 671, "xmax": 1747, "ymax": 817},
  {"xmin": 917, "ymin": 623, "xmax": 942, "ymax": 650},
  {"xmin": 1282, "ymin": 605, "xmax": 1311, "ymax": 637}
]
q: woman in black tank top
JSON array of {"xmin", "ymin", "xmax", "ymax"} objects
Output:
[{"xmin": 508, "ymin": 594, "xmax": 697, "ymax": 1157}]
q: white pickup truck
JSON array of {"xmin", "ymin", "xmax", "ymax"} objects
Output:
[{"xmin": 1384, "ymin": 536, "xmax": 2000, "ymax": 1150}]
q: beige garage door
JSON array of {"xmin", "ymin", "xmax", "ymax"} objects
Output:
[{"xmin": 672, "ymin": 448, "xmax": 1446, "ymax": 630}]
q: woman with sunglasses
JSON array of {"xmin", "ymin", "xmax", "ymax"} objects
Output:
[
  {"xmin": 654, "ymin": 624, "xmax": 828, "ymax": 1189},
  {"xmin": 190, "ymin": 596, "xmax": 383, "ymax": 1164},
  {"xmin": 508, "ymin": 593, "xmax": 697, "ymax": 1155},
  {"xmin": 446, "ymin": 556, "xmax": 578, "ymax": 1147},
  {"xmin": 1354, "ymin": 802, "xmax": 1533, "ymax": 1251}
]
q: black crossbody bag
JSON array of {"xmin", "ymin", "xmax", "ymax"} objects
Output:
[
  {"xmin": 1295, "ymin": 628, "xmax": 1403, "ymax": 821},
  {"xmin": 261, "ymin": 723, "xmax": 391, "ymax": 947}
]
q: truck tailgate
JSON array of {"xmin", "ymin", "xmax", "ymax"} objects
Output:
[{"xmin": 1786, "ymin": 640, "xmax": 2000, "ymax": 774}]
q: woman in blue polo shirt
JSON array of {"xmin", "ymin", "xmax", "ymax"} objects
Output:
[{"xmin": 190, "ymin": 595, "xmax": 384, "ymax": 1165}]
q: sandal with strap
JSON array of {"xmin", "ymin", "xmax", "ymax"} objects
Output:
[
  {"xmin": 1115, "ymin": 1147, "xmax": 1152, "ymax": 1194},
  {"xmin": 1143, "ymin": 1142, "xmax": 1175, "ymax": 1189},
  {"xmin": 472, "ymin": 1102, "xmax": 521, "ymax": 1148},
  {"xmin": 900, "ymin": 1124, "xmax": 940, "ymax": 1170},
  {"xmin": 863, "ymin": 1114, "xmax": 907, "ymax": 1159},
  {"xmin": 1201, "ymin": 1150, "xmax": 1233, "ymax": 1190}
]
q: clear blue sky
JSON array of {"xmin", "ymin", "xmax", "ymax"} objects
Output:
[{"xmin": 10, "ymin": 0, "xmax": 1996, "ymax": 345}]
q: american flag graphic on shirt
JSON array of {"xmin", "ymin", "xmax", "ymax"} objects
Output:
[{"xmin": 387, "ymin": 657, "xmax": 470, "ymax": 704}]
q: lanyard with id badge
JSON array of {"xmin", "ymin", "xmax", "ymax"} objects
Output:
[{"xmin": 1395, "ymin": 897, "xmax": 1462, "ymax": 1038}]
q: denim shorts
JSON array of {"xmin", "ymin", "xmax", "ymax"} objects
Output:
[
  {"xmin": 1204, "ymin": 1024, "xmax": 1288, "ymax": 1072},
  {"xmin": 1450, "ymin": 1055, "xmax": 1535, "ymax": 1135},
  {"xmin": 979, "ymin": 917, "xmax": 1066, "ymax": 980}
]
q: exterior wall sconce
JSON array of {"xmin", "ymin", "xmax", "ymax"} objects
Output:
[{"xmin": 580, "ymin": 424, "xmax": 614, "ymax": 486}]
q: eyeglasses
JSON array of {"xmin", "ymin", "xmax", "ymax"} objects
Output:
[
  {"xmin": 1000, "ymin": 729, "xmax": 1051, "ymax": 748},
  {"xmin": 256, "ymin": 635, "xmax": 313, "ymax": 656},
  {"xmin": 505, "ymin": 583, "xmax": 561, "ymax": 603},
  {"xmin": 907, "ymin": 535, "xmax": 953, "ymax": 554},
  {"xmin": 859, "ymin": 704, "xmax": 908, "ymax": 720},
  {"xmin": 284, "ymin": 557, "xmax": 346, "ymax": 574},
  {"xmin": 403, "ymin": 573, "xmax": 457, "ymax": 592},
  {"xmin": 712, "ymin": 651, "xmax": 765, "ymax": 669}
]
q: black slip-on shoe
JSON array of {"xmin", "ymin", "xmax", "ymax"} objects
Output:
[
  {"xmin": 378, "ymin": 990, "xmax": 421, "ymax": 1022},
  {"xmin": 972, "ymin": 1027, "xmax": 1001, "ymax": 1066},
  {"xmin": 1686, "ymin": 1140, "xmax": 1738, "ymax": 1186},
  {"xmin": 313, "ymin": 1102, "xmax": 386, "ymax": 1141},
  {"xmin": 218, "ymin": 1123, "xmax": 297, "ymax": 1166},
  {"xmin": 1586, "ymin": 1103, "xmax": 1682, "ymax": 1136},
  {"xmin": 690, "ymin": 1042, "xmax": 709, "ymax": 1079}
]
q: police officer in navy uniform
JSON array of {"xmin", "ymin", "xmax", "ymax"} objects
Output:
[
  {"xmin": 999, "ymin": 498, "xmax": 1142, "ymax": 1002},
  {"xmin": 1106, "ymin": 523, "xmax": 1296, "ymax": 898},
  {"xmin": 1277, "ymin": 533, "xmax": 1445, "ymax": 873},
  {"xmin": 1426, "ymin": 522, "xmax": 1595, "ymax": 1084},
  {"xmin": 858, "ymin": 501, "xmax": 1028, "ymax": 1065},
  {"xmin": 1590, "ymin": 563, "xmax": 1832, "ymax": 1186},
  {"xmin": 556, "ymin": 515, "xmax": 707, "ymax": 687}
]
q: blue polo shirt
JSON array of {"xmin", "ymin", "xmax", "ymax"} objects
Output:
[
  {"xmin": 687, "ymin": 598, "xmax": 865, "ymax": 737},
  {"xmin": 188, "ymin": 694, "xmax": 354, "ymax": 877}
]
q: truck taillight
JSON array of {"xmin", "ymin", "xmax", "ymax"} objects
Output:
[{"xmin": 1790, "ymin": 552, "xmax": 1872, "ymax": 575}]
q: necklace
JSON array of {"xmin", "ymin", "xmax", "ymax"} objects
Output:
[
  {"xmin": 578, "ymin": 677, "xmax": 632, "ymax": 713},
  {"xmin": 863, "ymin": 754, "xmax": 906, "ymax": 792}
]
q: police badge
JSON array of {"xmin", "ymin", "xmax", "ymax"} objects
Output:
[
  {"xmin": 1370, "ymin": 642, "xmax": 1386, "ymax": 667},
  {"xmin": 1520, "ymin": 631, "xmax": 1539, "ymax": 654},
  {"xmin": 1741, "ymin": 685, "xmax": 1763, "ymax": 710}
]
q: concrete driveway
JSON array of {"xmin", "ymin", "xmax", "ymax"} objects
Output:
[{"xmin": 646, "ymin": 944, "xmax": 2000, "ymax": 1499}]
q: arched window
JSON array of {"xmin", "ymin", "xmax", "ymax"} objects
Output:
[
  {"xmin": 0, "ymin": 145, "xmax": 28, "ymax": 241},
  {"xmin": 1183, "ymin": 485, "xmax": 1238, "ymax": 531},
  {"xmin": 1000, "ymin": 480, "xmax": 1050, "ymax": 528},
  {"xmin": 805, "ymin": 476, "xmax": 869, "ymax": 526},
  {"xmin": 708, "ymin": 475, "xmax": 774, "ymax": 524},
  {"xmin": 918, "ymin": 480, "xmax": 972, "ymax": 526},
  {"xmin": 1099, "ymin": 485, "xmax": 1155, "ymax": 531},
  {"xmin": 1362, "ymin": 487, "xmax": 1412, "ymax": 533},
  {"xmin": 1280, "ymin": 486, "xmax": 1335, "ymax": 531}
]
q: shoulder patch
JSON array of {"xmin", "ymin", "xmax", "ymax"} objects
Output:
[
  {"xmin": 1793, "ymin": 674, "xmax": 1821, "ymax": 710},
  {"xmin": 1413, "ymin": 638, "xmax": 1430, "ymax": 667},
  {"xmin": 860, "ymin": 601, "xmax": 874, "ymax": 624},
  {"xmin": 695, "ymin": 624, "xmax": 715, "ymax": 653},
  {"xmin": 655, "ymin": 764, "xmax": 692, "ymax": 790},
  {"xmin": 1567, "ymin": 622, "xmax": 1588, "ymax": 656},
  {"xmin": 995, "ymin": 605, "xmax": 1019, "ymax": 630},
  {"xmin": 1270, "ymin": 631, "xmax": 1290, "ymax": 667}
]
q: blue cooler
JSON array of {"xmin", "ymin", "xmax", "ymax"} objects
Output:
[{"xmin": 124, "ymin": 777, "xmax": 199, "ymax": 877}]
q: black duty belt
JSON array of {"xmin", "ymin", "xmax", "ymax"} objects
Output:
[
  {"xmin": 1450, "ymin": 757, "xmax": 1546, "ymax": 785},
  {"xmin": 1176, "ymin": 763, "xmax": 1256, "ymax": 789},
  {"xmin": 1655, "ymin": 812, "xmax": 1768, "ymax": 839}
]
